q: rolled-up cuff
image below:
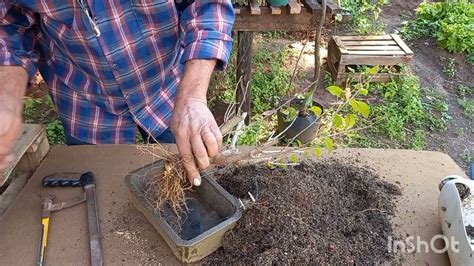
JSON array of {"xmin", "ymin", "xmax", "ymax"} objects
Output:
[{"xmin": 180, "ymin": 33, "xmax": 233, "ymax": 71}]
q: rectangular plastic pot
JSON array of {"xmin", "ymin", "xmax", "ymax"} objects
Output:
[{"xmin": 124, "ymin": 160, "xmax": 242, "ymax": 263}]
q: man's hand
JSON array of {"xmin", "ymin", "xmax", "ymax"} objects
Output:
[
  {"xmin": 171, "ymin": 59, "xmax": 222, "ymax": 186},
  {"xmin": 0, "ymin": 66, "xmax": 28, "ymax": 171}
]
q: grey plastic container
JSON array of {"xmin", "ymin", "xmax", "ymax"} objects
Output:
[{"xmin": 124, "ymin": 160, "xmax": 242, "ymax": 263}]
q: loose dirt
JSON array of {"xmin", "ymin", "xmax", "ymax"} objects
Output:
[{"xmin": 205, "ymin": 160, "xmax": 402, "ymax": 264}]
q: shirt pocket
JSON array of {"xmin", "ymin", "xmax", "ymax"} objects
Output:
[{"xmin": 130, "ymin": 0, "xmax": 180, "ymax": 39}]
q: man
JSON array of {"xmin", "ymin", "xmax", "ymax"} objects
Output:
[{"xmin": 0, "ymin": 1, "xmax": 235, "ymax": 186}]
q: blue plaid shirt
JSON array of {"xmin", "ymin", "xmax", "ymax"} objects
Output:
[{"xmin": 0, "ymin": 0, "xmax": 235, "ymax": 144}]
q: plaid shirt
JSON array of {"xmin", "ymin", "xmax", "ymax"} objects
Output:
[{"xmin": 0, "ymin": 0, "xmax": 235, "ymax": 144}]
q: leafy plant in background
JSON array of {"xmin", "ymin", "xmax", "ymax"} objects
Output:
[
  {"xmin": 344, "ymin": 75, "xmax": 450, "ymax": 150},
  {"xmin": 46, "ymin": 119, "xmax": 66, "ymax": 145},
  {"xmin": 402, "ymin": 0, "xmax": 474, "ymax": 63},
  {"xmin": 237, "ymin": 115, "xmax": 275, "ymax": 145},
  {"xmin": 442, "ymin": 58, "xmax": 457, "ymax": 79},
  {"xmin": 339, "ymin": 0, "xmax": 389, "ymax": 35},
  {"xmin": 251, "ymin": 47, "xmax": 292, "ymax": 114},
  {"xmin": 458, "ymin": 98, "xmax": 474, "ymax": 119},
  {"xmin": 23, "ymin": 96, "xmax": 65, "ymax": 144},
  {"xmin": 456, "ymin": 84, "xmax": 473, "ymax": 119},
  {"xmin": 210, "ymin": 39, "xmax": 292, "ymax": 115}
]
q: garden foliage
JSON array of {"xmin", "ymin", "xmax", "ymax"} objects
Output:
[{"xmin": 403, "ymin": 0, "xmax": 474, "ymax": 62}]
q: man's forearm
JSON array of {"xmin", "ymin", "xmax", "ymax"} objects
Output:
[
  {"xmin": 0, "ymin": 66, "xmax": 28, "ymax": 100},
  {"xmin": 177, "ymin": 59, "xmax": 217, "ymax": 101}
]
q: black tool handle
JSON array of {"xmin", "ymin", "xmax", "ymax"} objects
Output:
[{"xmin": 42, "ymin": 172, "xmax": 95, "ymax": 187}]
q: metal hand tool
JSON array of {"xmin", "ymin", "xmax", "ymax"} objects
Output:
[{"xmin": 38, "ymin": 172, "xmax": 103, "ymax": 266}]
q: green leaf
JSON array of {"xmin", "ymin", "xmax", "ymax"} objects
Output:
[
  {"xmin": 278, "ymin": 158, "xmax": 287, "ymax": 168},
  {"xmin": 284, "ymin": 106, "xmax": 298, "ymax": 122},
  {"xmin": 294, "ymin": 139, "xmax": 303, "ymax": 148},
  {"xmin": 327, "ymin": 85, "xmax": 344, "ymax": 98},
  {"xmin": 367, "ymin": 66, "xmax": 379, "ymax": 75},
  {"xmin": 333, "ymin": 114, "xmax": 343, "ymax": 128},
  {"xmin": 345, "ymin": 114, "xmax": 357, "ymax": 129},
  {"xmin": 313, "ymin": 147, "xmax": 322, "ymax": 158},
  {"xmin": 358, "ymin": 88, "xmax": 369, "ymax": 96},
  {"xmin": 309, "ymin": 106, "xmax": 323, "ymax": 116},
  {"xmin": 304, "ymin": 150, "xmax": 311, "ymax": 158},
  {"xmin": 289, "ymin": 154, "xmax": 299, "ymax": 164},
  {"xmin": 350, "ymin": 99, "xmax": 370, "ymax": 118},
  {"xmin": 267, "ymin": 161, "xmax": 276, "ymax": 169},
  {"xmin": 324, "ymin": 138, "xmax": 334, "ymax": 152},
  {"xmin": 304, "ymin": 92, "xmax": 314, "ymax": 109}
]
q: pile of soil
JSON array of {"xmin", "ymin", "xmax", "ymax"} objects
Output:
[{"xmin": 205, "ymin": 160, "xmax": 402, "ymax": 264}]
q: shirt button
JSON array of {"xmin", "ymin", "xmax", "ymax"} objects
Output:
[
  {"xmin": 93, "ymin": 16, "xmax": 99, "ymax": 23},
  {"xmin": 113, "ymin": 63, "xmax": 118, "ymax": 70}
]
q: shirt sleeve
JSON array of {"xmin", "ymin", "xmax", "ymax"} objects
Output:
[
  {"xmin": 0, "ymin": 2, "xmax": 39, "ymax": 79},
  {"xmin": 179, "ymin": 0, "xmax": 235, "ymax": 71}
]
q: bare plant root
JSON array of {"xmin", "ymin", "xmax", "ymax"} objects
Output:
[
  {"xmin": 135, "ymin": 144, "xmax": 191, "ymax": 217},
  {"xmin": 132, "ymin": 114, "xmax": 253, "ymax": 216}
]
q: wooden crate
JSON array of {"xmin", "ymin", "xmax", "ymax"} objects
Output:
[
  {"xmin": 327, "ymin": 34, "xmax": 414, "ymax": 84},
  {"xmin": 0, "ymin": 124, "xmax": 50, "ymax": 216}
]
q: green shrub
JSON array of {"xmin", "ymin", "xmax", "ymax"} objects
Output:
[
  {"xmin": 340, "ymin": 0, "xmax": 389, "ymax": 34},
  {"xmin": 251, "ymin": 49, "xmax": 291, "ymax": 115},
  {"xmin": 210, "ymin": 39, "xmax": 292, "ymax": 116},
  {"xmin": 402, "ymin": 0, "xmax": 474, "ymax": 60},
  {"xmin": 370, "ymin": 76, "xmax": 425, "ymax": 140},
  {"xmin": 346, "ymin": 75, "xmax": 448, "ymax": 149},
  {"xmin": 23, "ymin": 96, "xmax": 65, "ymax": 144}
]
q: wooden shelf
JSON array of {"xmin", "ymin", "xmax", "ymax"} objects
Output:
[{"xmin": 233, "ymin": 0, "xmax": 341, "ymax": 31}]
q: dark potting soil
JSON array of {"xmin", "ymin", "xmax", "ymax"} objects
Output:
[{"xmin": 205, "ymin": 160, "xmax": 402, "ymax": 264}]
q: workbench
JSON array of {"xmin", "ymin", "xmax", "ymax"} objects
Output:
[{"xmin": 0, "ymin": 146, "xmax": 466, "ymax": 264}]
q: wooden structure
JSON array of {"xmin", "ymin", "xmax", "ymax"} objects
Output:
[
  {"xmin": 232, "ymin": 0, "xmax": 341, "ymax": 123},
  {"xmin": 327, "ymin": 34, "xmax": 414, "ymax": 84},
  {"xmin": 0, "ymin": 124, "xmax": 49, "ymax": 216},
  {"xmin": 233, "ymin": 0, "xmax": 341, "ymax": 31}
]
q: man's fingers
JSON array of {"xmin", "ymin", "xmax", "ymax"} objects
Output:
[
  {"xmin": 0, "ymin": 110, "xmax": 15, "ymax": 137},
  {"xmin": 191, "ymin": 135, "xmax": 210, "ymax": 171},
  {"xmin": 0, "ymin": 162, "xmax": 10, "ymax": 170},
  {"xmin": 0, "ymin": 116, "xmax": 21, "ymax": 157},
  {"xmin": 201, "ymin": 128, "xmax": 219, "ymax": 157},
  {"xmin": 210, "ymin": 124, "xmax": 223, "ymax": 148},
  {"xmin": 0, "ymin": 154, "xmax": 14, "ymax": 170},
  {"xmin": 175, "ymin": 136, "xmax": 201, "ymax": 186}
]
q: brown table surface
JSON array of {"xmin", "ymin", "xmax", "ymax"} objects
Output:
[{"xmin": 0, "ymin": 145, "xmax": 466, "ymax": 265}]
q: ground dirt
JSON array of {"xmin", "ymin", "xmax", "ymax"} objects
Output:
[{"xmin": 205, "ymin": 161, "xmax": 402, "ymax": 264}]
